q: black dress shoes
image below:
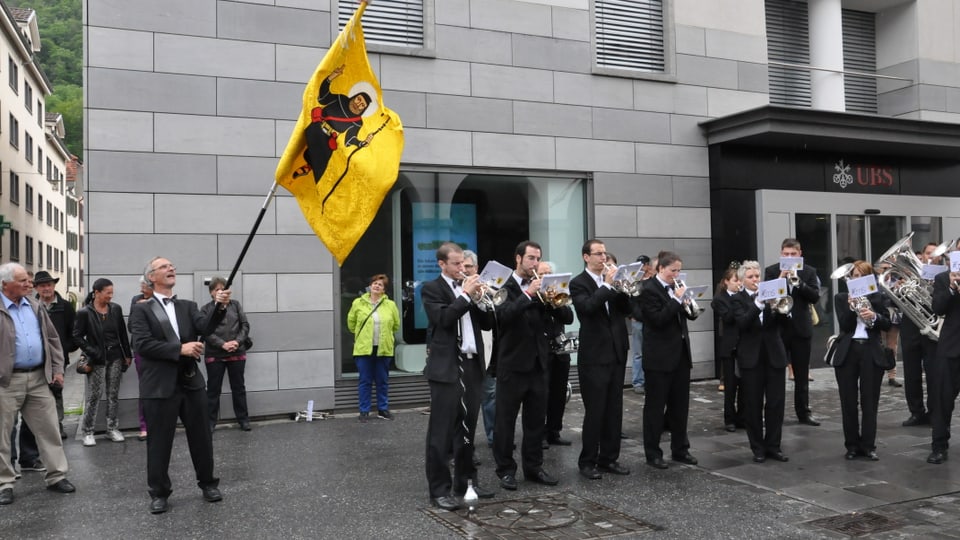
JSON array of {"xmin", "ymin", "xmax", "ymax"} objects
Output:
[
  {"xmin": 865, "ymin": 450, "xmax": 879, "ymax": 461},
  {"xmin": 927, "ymin": 451, "xmax": 948, "ymax": 464},
  {"xmin": 0, "ymin": 488, "xmax": 12, "ymax": 505},
  {"xmin": 752, "ymin": 454, "xmax": 766, "ymax": 463},
  {"xmin": 499, "ymin": 474, "xmax": 518, "ymax": 490},
  {"xmin": 646, "ymin": 457, "xmax": 668, "ymax": 470},
  {"xmin": 473, "ymin": 484, "xmax": 496, "ymax": 499},
  {"xmin": 149, "ymin": 496, "xmax": 169, "ymax": 514},
  {"xmin": 798, "ymin": 415, "xmax": 821, "ymax": 427},
  {"xmin": 239, "ymin": 421, "xmax": 252, "ymax": 432},
  {"xmin": 201, "ymin": 486, "xmax": 223, "ymax": 502},
  {"xmin": 431, "ymin": 496, "xmax": 461, "ymax": 511},
  {"xmin": 526, "ymin": 469, "xmax": 558, "ymax": 486},
  {"xmin": 46, "ymin": 479, "xmax": 76, "ymax": 493},
  {"xmin": 672, "ymin": 452, "xmax": 698, "ymax": 465},
  {"xmin": 767, "ymin": 451, "xmax": 789, "ymax": 462},
  {"xmin": 598, "ymin": 462, "xmax": 631, "ymax": 475},
  {"xmin": 845, "ymin": 450, "xmax": 858, "ymax": 460},
  {"xmin": 903, "ymin": 413, "xmax": 930, "ymax": 427},
  {"xmin": 724, "ymin": 424, "xmax": 737, "ymax": 432},
  {"xmin": 547, "ymin": 436, "xmax": 572, "ymax": 446},
  {"xmin": 541, "ymin": 439, "xmax": 549, "ymax": 450},
  {"xmin": 579, "ymin": 466, "xmax": 602, "ymax": 480}
]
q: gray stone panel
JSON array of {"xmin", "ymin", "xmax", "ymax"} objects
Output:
[
  {"xmin": 382, "ymin": 90, "xmax": 426, "ymax": 128},
  {"xmin": 554, "ymin": 72, "xmax": 634, "ymax": 108},
  {"xmin": 593, "ymin": 173, "xmax": 673, "ymax": 206},
  {"xmin": 249, "ymin": 314, "xmax": 333, "ymax": 352},
  {"xmin": 551, "ymin": 6, "xmax": 590, "ymax": 42},
  {"xmin": 513, "ymin": 101, "xmax": 592, "ymax": 138},
  {"xmin": 277, "ymin": 273, "xmax": 334, "ymax": 311},
  {"xmin": 472, "ymin": 133, "xmax": 556, "ymax": 169},
  {"xmin": 276, "ymin": 44, "xmax": 331, "ymax": 84},
  {"xmin": 154, "ymin": 114, "xmax": 276, "ymax": 157},
  {"xmin": 87, "ymin": 234, "xmax": 219, "ymax": 275},
  {"xmin": 218, "ymin": 156, "xmax": 281, "ymax": 195},
  {"xmin": 278, "ymin": 349, "xmax": 335, "ymax": 390},
  {"xmin": 218, "ymin": 79, "xmax": 304, "ymax": 120},
  {"xmin": 86, "ymin": 110, "xmax": 153, "ymax": 152},
  {"xmin": 633, "ymin": 80, "xmax": 678, "ymax": 113},
  {"xmin": 675, "ymin": 24, "xmax": 706, "ymax": 56},
  {"xmin": 278, "ymin": 0, "xmax": 329, "ymax": 9},
  {"xmin": 86, "ymin": 151, "xmax": 217, "ymax": 193},
  {"xmin": 275, "ymin": 197, "xmax": 315, "ymax": 235},
  {"xmin": 242, "ymin": 274, "xmax": 278, "ymax": 312},
  {"xmin": 705, "ymin": 88, "xmax": 768, "ymax": 117},
  {"xmin": 86, "ymin": 27, "xmax": 153, "ymax": 71},
  {"xmin": 878, "ymin": 85, "xmax": 919, "ymax": 117},
  {"xmin": 234, "ymin": 352, "xmax": 279, "ymax": 392},
  {"xmin": 635, "ymin": 143, "xmax": 708, "ymax": 177},
  {"xmin": 435, "ymin": 25, "xmax": 513, "ymax": 65},
  {"xmin": 154, "ymin": 194, "xmax": 277, "ymax": 234},
  {"xmin": 676, "ymin": 54, "xmax": 739, "ymax": 90},
  {"xmin": 218, "ymin": 2, "xmax": 328, "ymax": 47},
  {"xmin": 738, "ymin": 61, "xmax": 770, "ymax": 94},
  {"xmin": 469, "ymin": 0, "xmax": 553, "ymax": 37},
  {"xmin": 436, "ymin": 0, "xmax": 470, "ymax": 26},
  {"xmin": 425, "ymin": 94, "xmax": 514, "ymax": 133},
  {"xmin": 471, "ymin": 64, "xmax": 555, "ymax": 102},
  {"xmin": 250, "ymin": 386, "xmax": 336, "ymax": 414},
  {"xmin": 380, "ymin": 56, "xmax": 471, "ymax": 95},
  {"xmin": 555, "ymin": 138, "xmax": 635, "ymax": 173},
  {"xmin": 595, "ymin": 205, "xmax": 638, "ymax": 237},
  {"xmin": 918, "ymin": 84, "xmax": 947, "ymax": 111},
  {"xmin": 155, "ymin": 34, "xmax": 276, "ymax": 80},
  {"xmin": 636, "ymin": 206, "xmax": 711, "ymax": 239},
  {"xmin": 876, "ymin": 59, "xmax": 918, "ymax": 95},
  {"xmin": 670, "ymin": 114, "xmax": 708, "ymax": 146},
  {"xmin": 87, "ymin": 0, "xmax": 216, "ymax": 36},
  {"xmin": 511, "ymin": 34, "xmax": 591, "ymax": 72},
  {"xmin": 218, "ymin": 235, "xmax": 334, "ymax": 274},
  {"xmin": 674, "ymin": 84, "xmax": 709, "ymax": 116},
  {"xmin": 601, "ymin": 238, "xmax": 675, "ymax": 264},
  {"xmin": 87, "ymin": 68, "xmax": 216, "ymax": 114},
  {"xmin": 672, "ymin": 176, "xmax": 710, "ymax": 208},
  {"xmin": 675, "ymin": 238, "xmax": 713, "ymax": 269},
  {"xmin": 705, "ymin": 29, "xmax": 768, "ymax": 64},
  {"xmin": 402, "ymin": 128, "xmax": 473, "ymax": 166},
  {"xmin": 85, "ymin": 192, "xmax": 154, "ymax": 233},
  {"xmin": 919, "ymin": 58, "xmax": 960, "ymax": 87},
  {"xmin": 946, "ymin": 87, "xmax": 960, "ymax": 113},
  {"xmin": 592, "ymin": 108, "xmax": 671, "ymax": 143}
]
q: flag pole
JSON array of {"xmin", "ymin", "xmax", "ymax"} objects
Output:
[{"xmin": 225, "ymin": 181, "xmax": 279, "ymax": 289}]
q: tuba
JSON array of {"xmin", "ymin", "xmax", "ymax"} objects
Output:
[
  {"xmin": 830, "ymin": 263, "xmax": 875, "ymax": 328},
  {"xmin": 674, "ymin": 277, "xmax": 704, "ymax": 319},
  {"xmin": 874, "ymin": 232, "xmax": 942, "ymax": 341}
]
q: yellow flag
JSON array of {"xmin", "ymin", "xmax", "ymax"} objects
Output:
[{"xmin": 275, "ymin": 1, "xmax": 404, "ymax": 266}]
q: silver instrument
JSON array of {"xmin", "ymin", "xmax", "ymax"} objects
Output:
[
  {"xmin": 459, "ymin": 272, "xmax": 507, "ymax": 308},
  {"xmin": 550, "ymin": 331, "xmax": 580, "ymax": 354},
  {"xmin": 831, "ymin": 263, "xmax": 875, "ymax": 328},
  {"xmin": 674, "ymin": 277, "xmax": 703, "ymax": 319},
  {"xmin": 604, "ymin": 263, "xmax": 642, "ymax": 296},
  {"xmin": 532, "ymin": 269, "xmax": 572, "ymax": 308},
  {"xmin": 767, "ymin": 296, "xmax": 794, "ymax": 315},
  {"xmin": 788, "ymin": 268, "xmax": 801, "ymax": 287},
  {"xmin": 874, "ymin": 232, "xmax": 942, "ymax": 341}
]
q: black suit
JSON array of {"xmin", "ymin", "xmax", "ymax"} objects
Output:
[
  {"xmin": 639, "ymin": 278, "xmax": 695, "ymax": 461},
  {"xmin": 543, "ymin": 302, "xmax": 574, "ymax": 441},
  {"xmin": 421, "ymin": 275, "xmax": 493, "ymax": 498},
  {"xmin": 832, "ymin": 293, "xmax": 891, "ymax": 453},
  {"xmin": 492, "ymin": 276, "xmax": 551, "ymax": 478},
  {"xmin": 570, "ymin": 269, "xmax": 630, "ymax": 470},
  {"xmin": 764, "ymin": 263, "xmax": 820, "ymax": 418},
  {"xmin": 930, "ymin": 272, "xmax": 960, "ymax": 452},
  {"xmin": 711, "ymin": 290, "xmax": 743, "ymax": 426},
  {"xmin": 899, "ymin": 317, "xmax": 935, "ymax": 418},
  {"xmin": 732, "ymin": 290, "xmax": 789, "ymax": 458},
  {"xmin": 128, "ymin": 296, "xmax": 224, "ymax": 499}
]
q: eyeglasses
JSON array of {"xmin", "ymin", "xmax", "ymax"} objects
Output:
[{"xmin": 150, "ymin": 263, "xmax": 176, "ymax": 273}]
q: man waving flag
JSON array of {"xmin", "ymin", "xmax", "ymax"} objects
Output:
[{"xmin": 276, "ymin": 0, "xmax": 404, "ymax": 266}]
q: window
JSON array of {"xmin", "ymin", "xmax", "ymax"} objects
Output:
[
  {"xmin": 59, "ymin": 250, "xmax": 63, "ymax": 273},
  {"xmin": 46, "ymin": 244, "xmax": 51, "ymax": 269},
  {"xmin": 24, "ymin": 184, "xmax": 32, "ymax": 213},
  {"xmin": 593, "ymin": 0, "xmax": 671, "ymax": 76},
  {"xmin": 24, "ymin": 133, "xmax": 33, "ymax": 163},
  {"xmin": 38, "ymin": 194, "xmax": 42, "ymax": 221},
  {"xmin": 24, "ymin": 235, "xmax": 32, "ymax": 265},
  {"xmin": 45, "ymin": 157, "xmax": 51, "ymax": 181},
  {"xmin": 9, "ymin": 229, "xmax": 19, "ymax": 262},
  {"xmin": 843, "ymin": 9, "xmax": 877, "ymax": 113},
  {"xmin": 9, "ymin": 172, "xmax": 18, "ymax": 205},
  {"xmin": 36, "ymin": 100, "xmax": 41, "ymax": 126},
  {"xmin": 8, "ymin": 56, "xmax": 18, "ymax": 94},
  {"xmin": 54, "ymin": 208, "xmax": 59, "ymax": 231},
  {"xmin": 53, "ymin": 247, "xmax": 59, "ymax": 272},
  {"xmin": 59, "ymin": 210, "xmax": 64, "ymax": 231},
  {"xmin": 8, "ymin": 114, "xmax": 18, "ymax": 149},
  {"xmin": 38, "ymin": 241, "xmax": 42, "ymax": 268},
  {"xmin": 338, "ymin": 0, "xmax": 426, "ymax": 48},
  {"xmin": 46, "ymin": 201, "xmax": 52, "ymax": 225},
  {"xmin": 37, "ymin": 149, "xmax": 42, "ymax": 173},
  {"xmin": 24, "ymin": 83, "xmax": 32, "ymax": 112}
]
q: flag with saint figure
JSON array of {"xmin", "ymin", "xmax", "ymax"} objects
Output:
[{"xmin": 275, "ymin": 0, "xmax": 404, "ymax": 266}]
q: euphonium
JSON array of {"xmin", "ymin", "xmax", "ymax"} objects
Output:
[
  {"xmin": 674, "ymin": 277, "xmax": 703, "ymax": 319},
  {"xmin": 874, "ymin": 232, "xmax": 942, "ymax": 340}
]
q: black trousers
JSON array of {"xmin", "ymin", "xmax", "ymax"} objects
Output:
[
  {"xmin": 782, "ymin": 329, "xmax": 812, "ymax": 419},
  {"xmin": 902, "ymin": 333, "xmax": 935, "ymax": 416},
  {"xmin": 740, "ymin": 351, "xmax": 786, "ymax": 457},
  {"xmin": 720, "ymin": 355, "xmax": 744, "ymax": 426},
  {"xmin": 834, "ymin": 343, "xmax": 884, "ymax": 452},
  {"xmin": 930, "ymin": 354, "xmax": 960, "ymax": 452},
  {"xmin": 205, "ymin": 359, "xmax": 249, "ymax": 426},
  {"xmin": 545, "ymin": 353, "xmax": 571, "ymax": 439},
  {"xmin": 642, "ymin": 367, "xmax": 691, "ymax": 461},
  {"xmin": 577, "ymin": 362, "xmax": 623, "ymax": 469},
  {"xmin": 424, "ymin": 357, "xmax": 482, "ymax": 498},
  {"xmin": 493, "ymin": 368, "xmax": 548, "ymax": 477},
  {"xmin": 142, "ymin": 386, "xmax": 218, "ymax": 498}
]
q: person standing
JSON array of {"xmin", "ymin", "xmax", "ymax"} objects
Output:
[
  {"xmin": 639, "ymin": 251, "xmax": 698, "ymax": 469},
  {"xmin": 927, "ymin": 261, "xmax": 960, "ymax": 464},
  {"xmin": 539, "ymin": 260, "xmax": 575, "ymax": 447},
  {"xmin": 463, "ymin": 250, "xmax": 496, "ymax": 448},
  {"xmin": 33, "ymin": 271, "xmax": 77, "ymax": 440},
  {"xmin": 898, "ymin": 244, "xmax": 940, "ymax": 427},
  {"xmin": 128, "ymin": 257, "xmax": 229, "ymax": 514},
  {"xmin": 764, "ymin": 238, "xmax": 821, "ymax": 426},
  {"xmin": 421, "ymin": 243, "xmax": 495, "ymax": 511},
  {"xmin": 491, "ymin": 241, "xmax": 558, "ymax": 490},
  {"xmin": 0, "ymin": 263, "xmax": 76, "ymax": 505},
  {"xmin": 130, "ymin": 277, "xmax": 155, "ymax": 440},
  {"xmin": 347, "ymin": 273, "xmax": 400, "ymax": 423},
  {"xmin": 570, "ymin": 239, "xmax": 631, "ymax": 480},
  {"xmin": 74, "ymin": 278, "xmax": 133, "ymax": 446},
  {"xmin": 629, "ymin": 255, "xmax": 652, "ymax": 394},
  {"xmin": 202, "ymin": 276, "xmax": 254, "ymax": 432},
  {"xmin": 711, "ymin": 265, "xmax": 743, "ymax": 432}
]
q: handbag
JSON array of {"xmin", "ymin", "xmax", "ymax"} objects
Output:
[
  {"xmin": 809, "ymin": 304, "xmax": 820, "ymax": 326},
  {"xmin": 75, "ymin": 355, "xmax": 92, "ymax": 375},
  {"xmin": 823, "ymin": 334, "xmax": 840, "ymax": 366},
  {"xmin": 242, "ymin": 336, "xmax": 253, "ymax": 350}
]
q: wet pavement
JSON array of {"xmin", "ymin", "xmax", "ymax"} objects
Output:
[{"xmin": 4, "ymin": 364, "xmax": 960, "ymax": 539}]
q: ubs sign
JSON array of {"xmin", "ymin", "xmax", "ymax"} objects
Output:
[{"xmin": 827, "ymin": 159, "xmax": 899, "ymax": 193}]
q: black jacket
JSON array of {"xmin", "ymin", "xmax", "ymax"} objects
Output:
[
  {"xmin": 74, "ymin": 302, "xmax": 132, "ymax": 365},
  {"xmin": 711, "ymin": 290, "xmax": 739, "ymax": 358},
  {"xmin": 731, "ymin": 290, "xmax": 789, "ymax": 370},
  {"xmin": 764, "ymin": 263, "xmax": 820, "ymax": 338},
  {"xmin": 570, "ymin": 269, "xmax": 630, "ymax": 367},
  {"xmin": 37, "ymin": 292, "xmax": 78, "ymax": 364},
  {"xmin": 832, "ymin": 293, "xmax": 892, "ymax": 368},
  {"xmin": 639, "ymin": 278, "xmax": 695, "ymax": 372}
]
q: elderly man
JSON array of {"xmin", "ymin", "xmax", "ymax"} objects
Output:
[
  {"xmin": 0, "ymin": 263, "xmax": 76, "ymax": 505},
  {"xmin": 33, "ymin": 270, "xmax": 78, "ymax": 438}
]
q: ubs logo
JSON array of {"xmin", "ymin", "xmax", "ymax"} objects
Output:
[
  {"xmin": 831, "ymin": 159, "xmax": 896, "ymax": 191},
  {"xmin": 833, "ymin": 160, "xmax": 854, "ymax": 188}
]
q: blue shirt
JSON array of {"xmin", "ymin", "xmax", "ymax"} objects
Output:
[{"xmin": 2, "ymin": 293, "xmax": 44, "ymax": 369}]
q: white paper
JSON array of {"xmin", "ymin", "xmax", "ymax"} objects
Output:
[
  {"xmin": 684, "ymin": 285, "xmax": 710, "ymax": 300},
  {"xmin": 540, "ymin": 273, "xmax": 572, "ymax": 294},
  {"xmin": 922, "ymin": 264, "xmax": 948, "ymax": 280},
  {"xmin": 478, "ymin": 260, "xmax": 514, "ymax": 288},
  {"xmin": 757, "ymin": 278, "xmax": 788, "ymax": 301},
  {"xmin": 847, "ymin": 274, "xmax": 878, "ymax": 298},
  {"xmin": 622, "ymin": 262, "xmax": 644, "ymax": 281},
  {"xmin": 951, "ymin": 252, "xmax": 960, "ymax": 272},
  {"xmin": 779, "ymin": 257, "xmax": 804, "ymax": 271}
]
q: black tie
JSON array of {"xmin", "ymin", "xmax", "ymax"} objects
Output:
[
  {"xmin": 521, "ymin": 278, "xmax": 531, "ymax": 287},
  {"xmin": 452, "ymin": 280, "xmax": 462, "ymax": 289},
  {"xmin": 162, "ymin": 296, "xmax": 177, "ymax": 305}
]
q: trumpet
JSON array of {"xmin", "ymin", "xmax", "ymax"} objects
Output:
[
  {"xmin": 788, "ymin": 268, "xmax": 801, "ymax": 287},
  {"xmin": 459, "ymin": 272, "xmax": 507, "ymax": 308},
  {"xmin": 533, "ymin": 269, "xmax": 572, "ymax": 308},
  {"xmin": 766, "ymin": 296, "xmax": 794, "ymax": 315},
  {"xmin": 674, "ymin": 278, "xmax": 703, "ymax": 319},
  {"xmin": 604, "ymin": 263, "xmax": 641, "ymax": 296},
  {"xmin": 830, "ymin": 263, "xmax": 874, "ymax": 328}
]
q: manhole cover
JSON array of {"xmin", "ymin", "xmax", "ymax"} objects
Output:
[
  {"xmin": 422, "ymin": 492, "xmax": 659, "ymax": 539},
  {"xmin": 808, "ymin": 512, "xmax": 902, "ymax": 537}
]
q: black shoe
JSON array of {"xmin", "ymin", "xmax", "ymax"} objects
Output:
[
  {"xmin": 149, "ymin": 496, "xmax": 168, "ymax": 514},
  {"xmin": 579, "ymin": 466, "xmax": 602, "ymax": 480},
  {"xmin": 547, "ymin": 436, "xmax": 572, "ymax": 446},
  {"xmin": 21, "ymin": 460, "xmax": 46, "ymax": 472},
  {"xmin": 646, "ymin": 457, "xmax": 668, "ymax": 470},
  {"xmin": 201, "ymin": 486, "xmax": 223, "ymax": 502},
  {"xmin": 903, "ymin": 414, "xmax": 930, "ymax": 427},
  {"xmin": 377, "ymin": 410, "xmax": 394, "ymax": 420},
  {"xmin": 619, "ymin": 432, "xmax": 629, "ymax": 439},
  {"xmin": 0, "ymin": 488, "xmax": 12, "ymax": 505},
  {"xmin": 431, "ymin": 495, "xmax": 461, "ymax": 511},
  {"xmin": 767, "ymin": 451, "xmax": 789, "ymax": 462},
  {"xmin": 598, "ymin": 462, "xmax": 630, "ymax": 475},
  {"xmin": 845, "ymin": 450, "xmax": 858, "ymax": 460},
  {"xmin": 472, "ymin": 455, "xmax": 481, "ymax": 467},
  {"xmin": 798, "ymin": 415, "xmax": 821, "ymax": 427},
  {"xmin": 865, "ymin": 450, "xmax": 879, "ymax": 461},
  {"xmin": 888, "ymin": 378, "xmax": 903, "ymax": 388},
  {"xmin": 752, "ymin": 454, "xmax": 766, "ymax": 463},
  {"xmin": 724, "ymin": 424, "xmax": 737, "ymax": 433},
  {"xmin": 672, "ymin": 452, "xmax": 698, "ymax": 465},
  {"xmin": 46, "ymin": 479, "xmax": 76, "ymax": 493},
  {"xmin": 541, "ymin": 439, "xmax": 549, "ymax": 450},
  {"xmin": 928, "ymin": 451, "xmax": 948, "ymax": 464},
  {"xmin": 473, "ymin": 484, "xmax": 496, "ymax": 499},
  {"xmin": 499, "ymin": 474, "xmax": 518, "ymax": 490},
  {"xmin": 60, "ymin": 426, "xmax": 67, "ymax": 440},
  {"xmin": 359, "ymin": 412, "xmax": 370, "ymax": 423},
  {"xmin": 526, "ymin": 469, "xmax": 558, "ymax": 486},
  {"xmin": 239, "ymin": 421, "xmax": 252, "ymax": 431}
]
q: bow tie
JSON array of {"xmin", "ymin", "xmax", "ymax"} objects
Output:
[
  {"xmin": 161, "ymin": 296, "xmax": 177, "ymax": 305},
  {"xmin": 665, "ymin": 283, "xmax": 675, "ymax": 291},
  {"xmin": 521, "ymin": 278, "xmax": 531, "ymax": 287},
  {"xmin": 452, "ymin": 280, "xmax": 462, "ymax": 289}
]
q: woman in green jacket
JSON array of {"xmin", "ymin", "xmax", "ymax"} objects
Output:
[{"xmin": 347, "ymin": 274, "xmax": 401, "ymax": 422}]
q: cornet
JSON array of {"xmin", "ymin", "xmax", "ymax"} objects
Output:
[
  {"xmin": 766, "ymin": 296, "xmax": 794, "ymax": 315},
  {"xmin": 459, "ymin": 272, "xmax": 507, "ymax": 308},
  {"xmin": 533, "ymin": 269, "xmax": 571, "ymax": 308},
  {"xmin": 674, "ymin": 278, "xmax": 703, "ymax": 319},
  {"xmin": 788, "ymin": 269, "xmax": 801, "ymax": 287},
  {"xmin": 829, "ymin": 263, "xmax": 874, "ymax": 328},
  {"xmin": 604, "ymin": 263, "xmax": 641, "ymax": 296}
]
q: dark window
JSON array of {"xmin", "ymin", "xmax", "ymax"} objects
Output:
[
  {"xmin": 38, "ymin": 240, "xmax": 42, "ymax": 268},
  {"xmin": 24, "ymin": 133, "xmax": 32, "ymax": 163},
  {"xmin": 37, "ymin": 148, "xmax": 42, "ymax": 173},
  {"xmin": 9, "ymin": 172, "xmax": 19, "ymax": 205},
  {"xmin": 338, "ymin": 0, "xmax": 425, "ymax": 47},
  {"xmin": 24, "ymin": 83, "xmax": 31, "ymax": 112},
  {"xmin": 8, "ymin": 56, "xmax": 18, "ymax": 94},
  {"xmin": 24, "ymin": 235, "xmax": 32, "ymax": 265},
  {"xmin": 24, "ymin": 184, "xmax": 32, "ymax": 213},
  {"xmin": 9, "ymin": 114, "xmax": 18, "ymax": 149},
  {"xmin": 9, "ymin": 229, "xmax": 19, "ymax": 262},
  {"xmin": 38, "ymin": 194, "xmax": 42, "ymax": 221},
  {"xmin": 595, "ymin": 0, "xmax": 667, "ymax": 73},
  {"xmin": 46, "ymin": 244, "xmax": 52, "ymax": 269},
  {"xmin": 46, "ymin": 201, "xmax": 51, "ymax": 225}
]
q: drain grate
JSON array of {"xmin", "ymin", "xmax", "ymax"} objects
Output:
[
  {"xmin": 422, "ymin": 492, "xmax": 659, "ymax": 539},
  {"xmin": 808, "ymin": 512, "xmax": 902, "ymax": 537}
]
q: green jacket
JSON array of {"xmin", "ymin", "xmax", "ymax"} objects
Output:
[{"xmin": 347, "ymin": 293, "xmax": 400, "ymax": 356}]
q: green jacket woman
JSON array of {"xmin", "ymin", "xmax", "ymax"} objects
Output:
[{"xmin": 346, "ymin": 274, "xmax": 401, "ymax": 421}]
